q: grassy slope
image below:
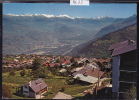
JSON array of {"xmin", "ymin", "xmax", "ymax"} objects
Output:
[{"xmin": 2, "ymin": 69, "xmax": 92, "ymax": 99}]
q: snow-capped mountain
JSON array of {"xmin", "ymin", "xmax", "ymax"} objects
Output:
[{"xmin": 4, "ymin": 14, "xmax": 113, "ymax": 20}]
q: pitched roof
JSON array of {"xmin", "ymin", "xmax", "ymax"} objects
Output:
[
  {"xmin": 53, "ymin": 92, "xmax": 73, "ymax": 99},
  {"xmin": 71, "ymin": 67, "xmax": 84, "ymax": 73},
  {"xmin": 72, "ymin": 65, "xmax": 99, "ymax": 76},
  {"xmin": 86, "ymin": 64, "xmax": 97, "ymax": 69},
  {"xmin": 84, "ymin": 70, "xmax": 104, "ymax": 78},
  {"xmin": 55, "ymin": 63, "xmax": 61, "ymax": 66},
  {"xmin": 72, "ymin": 68, "xmax": 87, "ymax": 76},
  {"xmin": 108, "ymin": 40, "xmax": 129, "ymax": 51},
  {"xmin": 73, "ymin": 74, "xmax": 98, "ymax": 83},
  {"xmin": 108, "ymin": 40, "xmax": 136, "ymax": 56},
  {"xmin": 84, "ymin": 66, "xmax": 94, "ymax": 70},
  {"xmin": 62, "ymin": 60, "xmax": 70, "ymax": 64},
  {"xmin": 23, "ymin": 79, "xmax": 47, "ymax": 93},
  {"xmin": 97, "ymin": 58, "xmax": 111, "ymax": 63},
  {"xmin": 49, "ymin": 63, "xmax": 55, "ymax": 67}
]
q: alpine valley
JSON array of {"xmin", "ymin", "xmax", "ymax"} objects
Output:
[{"xmin": 3, "ymin": 14, "xmax": 136, "ymax": 57}]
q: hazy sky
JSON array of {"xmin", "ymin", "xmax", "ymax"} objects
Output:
[{"xmin": 3, "ymin": 3, "xmax": 136, "ymax": 18}]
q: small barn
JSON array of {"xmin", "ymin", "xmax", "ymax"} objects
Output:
[{"xmin": 109, "ymin": 40, "xmax": 137, "ymax": 99}]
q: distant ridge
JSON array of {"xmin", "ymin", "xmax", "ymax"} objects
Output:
[
  {"xmin": 94, "ymin": 14, "xmax": 137, "ymax": 38},
  {"xmin": 67, "ymin": 24, "xmax": 137, "ymax": 58},
  {"xmin": 5, "ymin": 14, "xmax": 114, "ymax": 20}
]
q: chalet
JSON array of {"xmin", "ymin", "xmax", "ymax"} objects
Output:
[
  {"xmin": 109, "ymin": 40, "xmax": 137, "ymax": 99},
  {"xmin": 72, "ymin": 65, "xmax": 104, "ymax": 84},
  {"xmin": 16, "ymin": 79, "xmax": 48, "ymax": 99}
]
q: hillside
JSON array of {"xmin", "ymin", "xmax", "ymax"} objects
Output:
[
  {"xmin": 67, "ymin": 24, "xmax": 137, "ymax": 58},
  {"xmin": 94, "ymin": 14, "xmax": 136, "ymax": 38}
]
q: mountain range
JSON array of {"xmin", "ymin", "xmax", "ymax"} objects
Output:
[
  {"xmin": 94, "ymin": 14, "xmax": 136, "ymax": 38},
  {"xmin": 3, "ymin": 14, "xmax": 136, "ymax": 56}
]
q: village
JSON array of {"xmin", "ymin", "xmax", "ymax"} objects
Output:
[
  {"xmin": 2, "ymin": 54, "xmax": 112, "ymax": 99},
  {"xmin": 2, "ymin": 40, "xmax": 137, "ymax": 99}
]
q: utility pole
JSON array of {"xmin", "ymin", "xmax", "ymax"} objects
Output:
[
  {"xmin": 96, "ymin": 70, "xmax": 100, "ymax": 98},
  {"xmin": 95, "ymin": 83, "xmax": 97, "ymax": 96},
  {"xmin": 98, "ymin": 70, "xmax": 100, "ymax": 88},
  {"xmin": 40, "ymin": 82, "xmax": 42, "ymax": 99}
]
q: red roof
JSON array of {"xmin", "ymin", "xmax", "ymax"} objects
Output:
[
  {"xmin": 49, "ymin": 63, "xmax": 61, "ymax": 67},
  {"xmin": 97, "ymin": 58, "xmax": 111, "ymax": 63},
  {"xmin": 97, "ymin": 59, "xmax": 105, "ymax": 63},
  {"xmin": 62, "ymin": 60, "xmax": 70, "ymax": 64},
  {"xmin": 44, "ymin": 64, "xmax": 49, "ymax": 66},
  {"xmin": 43, "ymin": 61, "xmax": 49, "ymax": 65},
  {"xmin": 55, "ymin": 63, "xmax": 61, "ymax": 66},
  {"xmin": 105, "ymin": 58, "xmax": 111, "ymax": 62},
  {"xmin": 49, "ymin": 63, "xmax": 55, "ymax": 67},
  {"xmin": 8, "ymin": 64, "xmax": 14, "ymax": 66}
]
